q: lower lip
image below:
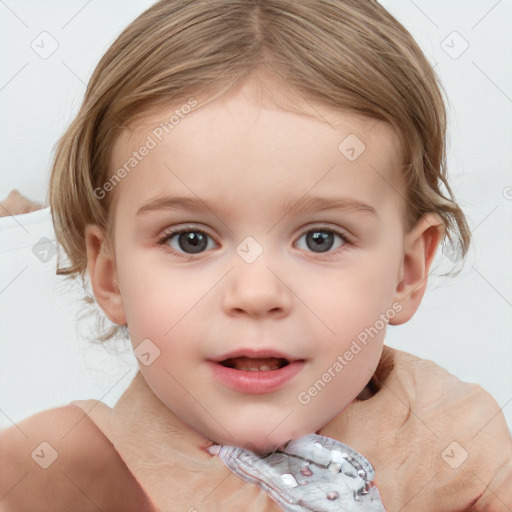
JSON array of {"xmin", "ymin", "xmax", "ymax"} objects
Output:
[{"xmin": 208, "ymin": 360, "xmax": 305, "ymax": 394}]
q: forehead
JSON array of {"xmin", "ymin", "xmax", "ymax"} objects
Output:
[{"xmin": 109, "ymin": 84, "xmax": 404, "ymax": 220}]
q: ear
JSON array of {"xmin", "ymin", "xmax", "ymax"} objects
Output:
[
  {"xmin": 390, "ymin": 213, "xmax": 444, "ymax": 325},
  {"xmin": 85, "ymin": 224, "xmax": 126, "ymax": 326}
]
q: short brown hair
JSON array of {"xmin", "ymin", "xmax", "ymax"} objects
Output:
[{"xmin": 49, "ymin": 0, "xmax": 470, "ymax": 341}]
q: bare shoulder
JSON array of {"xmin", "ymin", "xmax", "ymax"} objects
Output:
[{"xmin": 0, "ymin": 404, "xmax": 152, "ymax": 512}]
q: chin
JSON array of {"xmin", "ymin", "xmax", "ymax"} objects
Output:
[
  {"xmin": 201, "ymin": 413, "xmax": 330, "ymax": 456},
  {"xmin": 237, "ymin": 438, "xmax": 288, "ymax": 456},
  {"xmin": 228, "ymin": 426, "xmax": 314, "ymax": 456}
]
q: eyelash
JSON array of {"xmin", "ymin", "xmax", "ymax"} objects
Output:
[{"xmin": 156, "ymin": 224, "xmax": 351, "ymax": 260}]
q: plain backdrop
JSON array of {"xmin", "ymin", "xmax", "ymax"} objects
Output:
[{"xmin": 0, "ymin": 0, "xmax": 511, "ymax": 435}]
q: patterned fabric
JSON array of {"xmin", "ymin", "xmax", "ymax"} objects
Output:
[{"xmin": 209, "ymin": 433, "xmax": 385, "ymax": 511}]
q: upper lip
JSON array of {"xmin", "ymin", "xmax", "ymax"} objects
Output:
[{"xmin": 211, "ymin": 348, "xmax": 301, "ymax": 363}]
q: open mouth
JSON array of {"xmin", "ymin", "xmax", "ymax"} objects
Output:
[
  {"xmin": 218, "ymin": 356, "xmax": 290, "ymax": 371},
  {"xmin": 210, "ymin": 355, "xmax": 305, "ymax": 393}
]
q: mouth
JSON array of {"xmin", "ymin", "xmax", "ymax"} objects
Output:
[
  {"xmin": 218, "ymin": 356, "xmax": 290, "ymax": 372},
  {"xmin": 209, "ymin": 350, "xmax": 305, "ymax": 394}
]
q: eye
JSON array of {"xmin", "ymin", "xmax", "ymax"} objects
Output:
[
  {"xmin": 157, "ymin": 226, "xmax": 217, "ymax": 258},
  {"xmin": 157, "ymin": 225, "xmax": 349, "ymax": 260},
  {"xmin": 295, "ymin": 226, "xmax": 348, "ymax": 257}
]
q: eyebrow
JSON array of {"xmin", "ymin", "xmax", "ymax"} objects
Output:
[{"xmin": 136, "ymin": 194, "xmax": 377, "ymax": 217}]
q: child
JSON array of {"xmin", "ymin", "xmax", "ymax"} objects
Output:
[{"xmin": 1, "ymin": 0, "xmax": 511, "ymax": 510}]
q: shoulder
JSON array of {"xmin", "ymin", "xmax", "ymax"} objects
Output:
[
  {"xmin": 384, "ymin": 346, "xmax": 512, "ymax": 504},
  {"xmin": 0, "ymin": 404, "xmax": 152, "ymax": 512},
  {"xmin": 383, "ymin": 345, "xmax": 507, "ymax": 418}
]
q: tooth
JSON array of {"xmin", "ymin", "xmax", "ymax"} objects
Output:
[
  {"xmin": 241, "ymin": 365, "xmax": 280, "ymax": 371},
  {"xmin": 226, "ymin": 356, "xmax": 286, "ymax": 371}
]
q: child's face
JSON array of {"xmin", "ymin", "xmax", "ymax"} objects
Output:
[{"xmin": 104, "ymin": 80, "xmax": 412, "ymax": 453}]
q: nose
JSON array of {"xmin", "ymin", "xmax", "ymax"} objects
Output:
[{"xmin": 222, "ymin": 256, "xmax": 293, "ymax": 319}]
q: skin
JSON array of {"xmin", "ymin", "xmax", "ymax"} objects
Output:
[
  {"xmin": 0, "ymin": 189, "xmax": 43, "ymax": 216},
  {"xmin": 86, "ymin": 76, "xmax": 443, "ymax": 455}
]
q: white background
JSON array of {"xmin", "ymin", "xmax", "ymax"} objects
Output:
[{"xmin": 0, "ymin": 0, "xmax": 511, "ymax": 433}]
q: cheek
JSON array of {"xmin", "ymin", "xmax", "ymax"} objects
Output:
[
  {"xmin": 118, "ymin": 258, "xmax": 219, "ymax": 359},
  {"xmin": 115, "ymin": 248, "xmax": 183, "ymax": 338},
  {"xmin": 306, "ymin": 257, "xmax": 399, "ymax": 332},
  {"xmin": 122, "ymin": 279, "xmax": 190, "ymax": 341}
]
